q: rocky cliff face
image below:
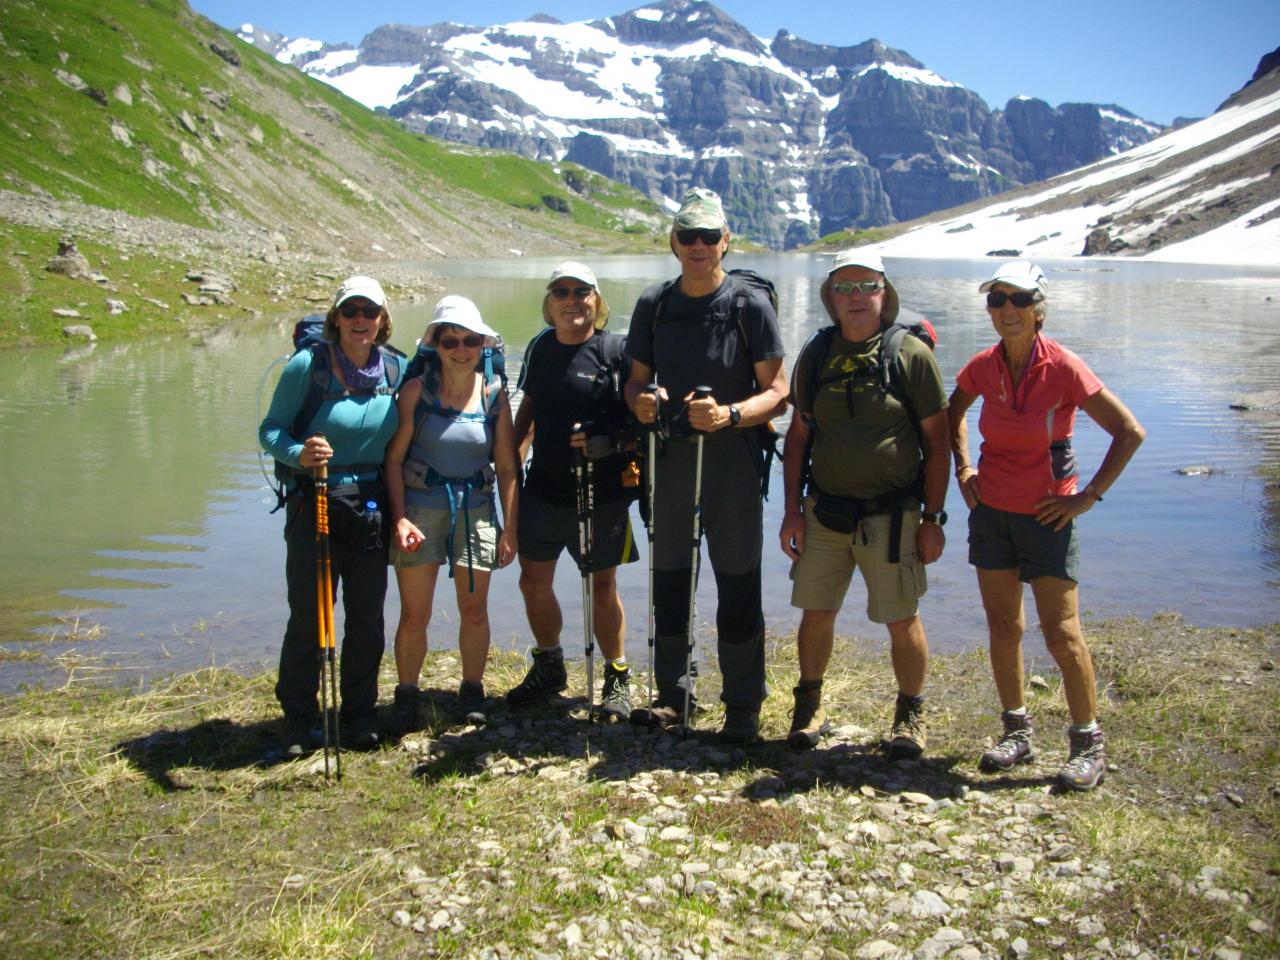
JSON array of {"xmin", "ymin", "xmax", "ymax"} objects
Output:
[{"xmin": 241, "ymin": 0, "xmax": 1164, "ymax": 248}]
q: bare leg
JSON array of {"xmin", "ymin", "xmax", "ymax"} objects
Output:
[
  {"xmin": 796, "ymin": 609, "xmax": 837, "ymax": 683},
  {"xmin": 978, "ymin": 567, "xmax": 1027, "ymax": 711},
  {"xmin": 393, "ymin": 562, "xmax": 441, "ymax": 685},
  {"xmin": 1029, "ymin": 575, "xmax": 1097, "ymax": 725},
  {"xmin": 518, "ymin": 556, "xmax": 562, "ymax": 650},
  {"xmin": 886, "ymin": 613, "xmax": 928, "ymax": 697},
  {"xmin": 454, "ymin": 567, "xmax": 493, "ymax": 686},
  {"xmin": 591, "ymin": 567, "xmax": 625, "ymax": 662}
]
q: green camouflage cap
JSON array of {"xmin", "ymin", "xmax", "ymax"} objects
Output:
[{"xmin": 672, "ymin": 188, "xmax": 728, "ymax": 231}]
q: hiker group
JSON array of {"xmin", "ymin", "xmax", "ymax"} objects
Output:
[{"xmin": 259, "ymin": 188, "xmax": 1145, "ymax": 792}]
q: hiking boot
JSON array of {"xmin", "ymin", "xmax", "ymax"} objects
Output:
[
  {"xmin": 280, "ymin": 713, "xmax": 321, "ymax": 758},
  {"xmin": 629, "ymin": 698, "xmax": 687, "ymax": 728},
  {"xmin": 1058, "ymin": 726, "xmax": 1107, "ymax": 791},
  {"xmin": 787, "ymin": 683, "xmax": 831, "ymax": 751},
  {"xmin": 720, "ymin": 707, "xmax": 761, "ymax": 746},
  {"xmin": 882, "ymin": 694, "xmax": 927, "ymax": 760},
  {"xmin": 505, "ymin": 647, "xmax": 567, "ymax": 706},
  {"xmin": 457, "ymin": 681, "xmax": 488, "ymax": 726},
  {"xmin": 344, "ymin": 711, "xmax": 380, "ymax": 751},
  {"xmin": 390, "ymin": 683, "xmax": 422, "ymax": 735},
  {"xmin": 597, "ymin": 663, "xmax": 632, "ymax": 722},
  {"xmin": 980, "ymin": 710, "xmax": 1036, "ymax": 772}
]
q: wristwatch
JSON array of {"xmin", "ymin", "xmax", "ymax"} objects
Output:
[
  {"xmin": 728, "ymin": 404, "xmax": 742, "ymax": 427},
  {"xmin": 922, "ymin": 510, "xmax": 948, "ymax": 526}
]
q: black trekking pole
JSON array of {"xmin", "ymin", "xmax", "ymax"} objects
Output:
[
  {"xmin": 642, "ymin": 382, "xmax": 660, "ymax": 726},
  {"xmin": 313, "ymin": 453, "xmax": 342, "ymax": 780},
  {"xmin": 681, "ymin": 386, "xmax": 713, "ymax": 739},
  {"xmin": 573, "ymin": 423, "xmax": 596, "ymax": 719}
]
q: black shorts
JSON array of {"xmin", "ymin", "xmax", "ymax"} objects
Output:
[
  {"xmin": 518, "ymin": 490, "xmax": 640, "ymax": 571},
  {"xmin": 968, "ymin": 501, "xmax": 1079, "ymax": 583}
]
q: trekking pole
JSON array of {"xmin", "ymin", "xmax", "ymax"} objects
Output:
[
  {"xmin": 573, "ymin": 423, "xmax": 596, "ymax": 718},
  {"xmin": 682, "ymin": 386, "xmax": 713, "ymax": 739},
  {"xmin": 313, "ymin": 452, "xmax": 342, "ymax": 781},
  {"xmin": 643, "ymin": 382, "xmax": 659, "ymax": 726}
]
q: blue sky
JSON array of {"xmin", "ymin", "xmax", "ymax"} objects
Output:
[{"xmin": 190, "ymin": 1, "xmax": 1279, "ymax": 125}]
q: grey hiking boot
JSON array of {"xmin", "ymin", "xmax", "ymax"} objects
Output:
[
  {"xmin": 1058, "ymin": 726, "xmax": 1107, "ymax": 791},
  {"xmin": 597, "ymin": 663, "xmax": 632, "ymax": 722},
  {"xmin": 457, "ymin": 681, "xmax": 488, "ymax": 726},
  {"xmin": 980, "ymin": 710, "xmax": 1035, "ymax": 772},
  {"xmin": 882, "ymin": 693, "xmax": 927, "ymax": 760},
  {"xmin": 390, "ymin": 683, "xmax": 422, "ymax": 735},
  {"xmin": 720, "ymin": 707, "xmax": 761, "ymax": 746},
  {"xmin": 505, "ymin": 647, "xmax": 567, "ymax": 706},
  {"xmin": 630, "ymin": 694, "xmax": 692, "ymax": 728},
  {"xmin": 787, "ymin": 682, "xmax": 831, "ymax": 751}
]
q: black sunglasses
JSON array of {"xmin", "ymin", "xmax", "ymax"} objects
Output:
[
  {"xmin": 339, "ymin": 302, "xmax": 382, "ymax": 320},
  {"xmin": 549, "ymin": 285, "xmax": 593, "ymax": 300},
  {"xmin": 987, "ymin": 290, "xmax": 1041, "ymax": 309},
  {"xmin": 675, "ymin": 228, "xmax": 723, "ymax": 246},
  {"xmin": 437, "ymin": 334, "xmax": 483, "ymax": 350}
]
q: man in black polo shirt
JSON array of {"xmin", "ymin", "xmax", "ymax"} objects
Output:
[
  {"xmin": 506, "ymin": 262, "xmax": 639, "ymax": 719},
  {"xmin": 624, "ymin": 189, "xmax": 788, "ymax": 744}
]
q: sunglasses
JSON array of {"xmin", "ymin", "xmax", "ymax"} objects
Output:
[
  {"xmin": 436, "ymin": 334, "xmax": 483, "ymax": 350},
  {"xmin": 550, "ymin": 285, "xmax": 594, "ymax": 300},
  {"xmin": 987, "ymin": 290, "xmax": 1042, "ymax": 309},
  {"xmin": 675, "ymin": 228, "xmax": 723, "ymax": 246},
  {"xmin": 830, "ymin": 279, "xmax": 885, "ymax": 295},
  {"xmin": 339, "ymin": 302, "xmax": 382, "ymax": 320}
]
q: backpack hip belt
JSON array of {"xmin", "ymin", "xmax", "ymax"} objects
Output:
[{"xmin": 810, "ymin": 479, "xmax": 923, "ymax": 564}]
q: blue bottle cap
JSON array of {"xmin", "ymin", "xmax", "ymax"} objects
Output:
[{"xmin": 365, "ymin": 501, "xmax": 377, "ymax": 511}]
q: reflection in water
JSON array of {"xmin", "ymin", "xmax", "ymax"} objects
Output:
[{"xmin": 1, "ymin": 255, "xmax": 1278, "ymax": 689}]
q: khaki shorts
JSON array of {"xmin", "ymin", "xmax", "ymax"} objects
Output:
[
  {"xmin": 390, "ymin": 498, "xmax": 499, "ymax": 571},
  {"xmin": 790, "ymin": 498, "xmax": 927, "ymax": 623}
]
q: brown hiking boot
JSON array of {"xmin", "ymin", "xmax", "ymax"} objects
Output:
[
  {"xmin": 882, "ymin": 693, "xmax": 926, "ymax": 760},
  {"xmin": 1058, "ymin": 726, "xmax": 1106, "ymax": 791},
  {"xmin": 787, "ymin": 683, "xmax": 831, "ymax": 751}
]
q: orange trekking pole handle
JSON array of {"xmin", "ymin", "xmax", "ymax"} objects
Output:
[{"xmin": 313, "ymin": 450, "xmax": 342, "ymax": 780}]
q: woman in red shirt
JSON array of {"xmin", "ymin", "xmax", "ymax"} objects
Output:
[{"xmin": 948, "ymin": 262, "xmax": 1145, "ymax": 791}]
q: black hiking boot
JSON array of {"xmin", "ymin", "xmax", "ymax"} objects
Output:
[
  {"xmin": 457, "ymin": 681, "xmax": 488, "ymax": 726},
  {"xmin": 787, "ymin": 682, "xmax": 831, "ymax": 751},
  {"xmin": 980, "ymin": 710, "xmax": 1036, "ymax": 772},
  {"xmin": 344, "ymin": 711, "xmax": 380, "ymax": 751},
  {"xmin": 1058, "ymin": 726, "xmax": 1107, "ymax": 791},
  {"xmin": 882, "ymin": 693, "xmax": 927, "ymax": 760},
  {"xmin": 280, "ymin": 713, "xmax": 321, "ymax": 759},
  {"xmin": 597, "ymin": 663, "xmax": 632, "ymax": 722},
  {"xmin": 720, "ymin": 707, "xmax": 761, "ymax": 746},
  {"xmin": 505, "ymin": 647, "xmax": 567, "ymax": 706},
  {"xmin": 390, "ymin": 683, "xmax": 422, "ymax": 735}
]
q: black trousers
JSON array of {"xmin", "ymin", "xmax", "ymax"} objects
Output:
[{"xmin": 275, "ymin": 491, "xmax": 387, "ymax": 721}]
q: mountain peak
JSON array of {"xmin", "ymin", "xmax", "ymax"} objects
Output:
[{"xmin": 596, "ymin": 0, "xmax": 766, "ymax": 56}]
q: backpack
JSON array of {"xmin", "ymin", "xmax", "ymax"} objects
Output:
[
  {"xmin": 650, "ymin": 268, "xmax": 782, "ymax": 496},
  {"xmin": 516, "ymin": 326, "xmax": 628, "ymax": 414},
  {"xmin": 404, "ymin": 334, "xmax": 507, "ymax": 408},
  {"xmin": 267, "ymin": 315, "xmax": 405, "ymax": 511}
]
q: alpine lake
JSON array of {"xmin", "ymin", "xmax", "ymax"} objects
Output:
[{"xmin": 3, "ymin": 253, "xmax": 1278, "ymax": 690}]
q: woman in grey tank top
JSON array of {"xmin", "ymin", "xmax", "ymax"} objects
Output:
[{"xmin": 384, "ymin": 296, "xmax": 519, "ymax": 730}]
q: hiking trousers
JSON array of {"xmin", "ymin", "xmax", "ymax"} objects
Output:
[
  {"xmin": 650, "ymin": 434, "xmax": 766, "ymax": 712},
  {"xmin": 276, "ymin": 492, "xmax": 388, "ymax": 722}
]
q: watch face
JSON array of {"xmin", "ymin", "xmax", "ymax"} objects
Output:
[{"xmin": 729, "ymin": 405, "xmax": 741, "ymax": 426}]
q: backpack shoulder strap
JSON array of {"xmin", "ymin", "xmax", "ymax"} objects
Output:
[
  {"xmin": 649, "ymin": 278, "xmax": 680, "ymax": 334},
  {"xmin": 290, "ymin": 342, "xmax": 332, "ymax": 441},
  {"xmin": 799, "ymin": 326, "xmax": 837, "ymax": 421},
  {"xmin": 379, "ymin": 344, "xmax": 403, "ymax": 390},
  {"xmin": 879, "ymin": 323, "xmax": 924, "ymax": 453}
]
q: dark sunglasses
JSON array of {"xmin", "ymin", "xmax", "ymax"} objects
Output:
[
  {"xmin": 675, "ymin": 228, "xmax": 723, "ymax": 246},
  {"xmin": 549, "ymin": 285, "xmax": 593, "ymax": 300},
  {"xmin": 830, "ymin": 279, "xmax": 885, "ymax": 295},
  {"xmin": 436, "ymin": 334, "xmax": 483, "ymax": 350},
  {"xmin": 987, "ymin": 290, "xmax": 1042, "ymax": 309},
  {"xmin": 339, "ymin": 302, "xmax": 382, "ymax": 320}
]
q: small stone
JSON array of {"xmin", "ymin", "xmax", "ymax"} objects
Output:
[
  {"xmin": 856, "ymin": 940, "xmax": 899, "ymax": 960},
  {"xmin": 1223, "ymin": 791, "xmax": 1245, "ymax": 807},
  {"xmin": 106, "ymin": 298, "xmax": 127, "ymax": 315},
  {"xmin": 1076, "ymin": 917, "xmax": 1105, "ymax": 937},
  {"xmin": 1260, "ymin": 660, "xmax": 1275, "ymax": 671},
  {"xmin": 1055, "ymin": 860, "xmax": 1082, "ymax": 877},
  {"xmin": 53, "ymin": 308, "xmax": 82, "ymax": 318},
  {"xmin": 901, "ymin": 791, "xmax": 933, "ymax": 806},
  {"xmin": 391, "ymin": 910, "xmax": 411, "ymax": 928},
  {"xmin": 282, "ymin": 874, "xmax": 305, "ymax": 889},
  {"xmin": 1008, "ymin": 938, "xmax": 1030, "ymax": 959},
  {"xmin": 871, "ymin": 802, "xmax": 898, "ymax": 820},
  {"xmin": 1212, "ymin": 948, "xmax": 1242, "ymax": 960},
  {"xmin": 1247, "ymin": 918, "xmax": 1272, "ymax": 935},
  {"xmin": 1046, "ymin": 843, "xmax": 1074, "ymax": 862},
  {"xmin": 559, "ymin": 922, "xmax": 582, "ymax": 947},
  {"xmin": 428, "ymin": 909, "xmax": 450, "ymax": 930},
  {"xmin": 660, "ymin": 826, "xmax": 692, "ymax": 841},
  {"xmin": 1029, "ymin": 675, "xmax": 1050, "ymax": 691},
  {"xmin": 910, "ymin": 889, "xmax": 950, "ymax": 918}
]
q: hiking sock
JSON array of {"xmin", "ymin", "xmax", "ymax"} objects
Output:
[
  {"xmin": 797, "ymin": 678, "xmax": 823, "ymax": 693},
  {"xmin": 608, "ymin": 657, "xmax": 627, "ymax": 670},
  {"xmin": 1005, "ymin": 706, "xmax": 1027, "ymax": 718},
  {"xmin": 1069, "ymin": 719, "xmax": 1099, "ymax": 735}
]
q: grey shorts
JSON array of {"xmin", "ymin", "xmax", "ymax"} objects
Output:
[
  {"xmin": 967, "ymin": 501, "xmax": 1079, "ymax": 583},
  {"xmin": 790, "ymin": 499, "xmax": 927, "ymax": 623},
  {"xmin": 518, "ymin": 490, "xmax": 639, "ymax": 571},
  {"xmin": 389, "ymin": 498, "xmax": 499, "ymax": 570}
]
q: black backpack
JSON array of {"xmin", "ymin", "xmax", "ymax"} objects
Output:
[
  {"xmin": 268, "ymin": 315, "xmax": 404, "ymax": 510},
  {"xmin": 650, "ymin": 268, "xmax": 782, "ymax": 496}
]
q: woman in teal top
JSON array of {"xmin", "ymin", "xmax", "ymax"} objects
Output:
[
  {"xmin": 259, "ymin": 276, "xmax": 400, "ymax": 757},
  {"xmin": 384, "ymin": 296, "xmax": 519, "ymax": 732}
]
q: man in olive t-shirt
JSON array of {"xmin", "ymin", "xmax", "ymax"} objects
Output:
[{"xmin": 779, "ymin": 251, "xmax": 949, "ymax": 758}]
